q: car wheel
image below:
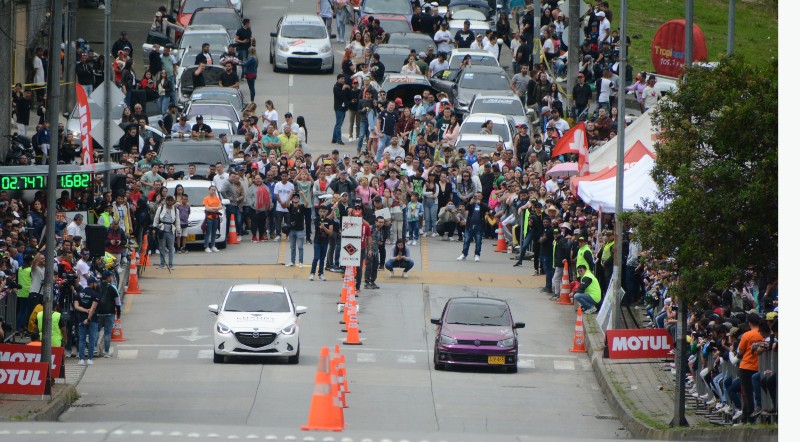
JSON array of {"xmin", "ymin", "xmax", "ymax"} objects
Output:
[
  {"xmin": 288, "ymin": 342, "xmax": 300, "ymax": 364},
  {"xmin": 507, "ymin": 364, "xmax": 518, "ymax": 374},
  {"xmin": 217, "ymin": 239, "xmax": 227, "ymax": 249},
  {"xmin": 213, "ymin": 352, "xmax": 224, "ymax": 364},
  {"xmin": 434, "ymin": 362, "xmax": 445, "ymax": 371},
  {"xmin": 269, "ymin": 50, "xmax": 274, "ymax": 64}
]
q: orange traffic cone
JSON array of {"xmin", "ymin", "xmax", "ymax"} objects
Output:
[
  {"xmin": 300, "ymin": 347, "xmax": 344, "ymax": 432},
  {"xmin": 227, "ymin": 214, "xmax": 240, "ymax": 244},
  {"xmin": 111, "ymin": 318, "xmax": 126, "ymax": 342},
  {"xmin": 494, "ymin": 222, "xmax": 507, "ymax": 252},
  {"xmin": 330, "ymin": 353, "xmax": 348, "ymax": 409},
  {"xmin": 333, "ymin": 346, "xmax": 351, "ymax": 394},
  {"xmin": 343, "ymin": 302, "xmax": 363, "ymax": 345},
  {"xmin": 569, "ymin": 308, "xmax": 588, "ymax": 353},
  {"xmin": 126, "ymin": 250, "xmax": 142, "ymax": 294},
  {"xmin": 140, "ymin": 235, "xmax": 151, "ymax": 267},
  {"xmin": 556, "ymin": 260, "xmax": 573, "ymax": 305}
]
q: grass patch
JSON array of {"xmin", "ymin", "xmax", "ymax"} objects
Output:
[{"xmin": 603, "ymin": 0, "xmax": 778, "ymax": 72}]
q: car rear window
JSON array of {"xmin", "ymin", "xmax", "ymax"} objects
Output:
[
  {"xmin": 160, "ymin": 142, "xmax": 228, "ymax": 166},
  {"xmin": 445, "ymin": 302, "xmax": 511, "ymax": 326},
  {"xmin": 224, "ymin": 291, "xmax": 291, "ymax": 312}
]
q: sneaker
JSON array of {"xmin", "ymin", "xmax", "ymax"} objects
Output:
[
  {"xmin": 389, "ymin": 270, "xmax": 395, "ymax": 277},
  {"xmin": 457, "ymin": 254, "xmax": 466, "ymax": 261},
  {"xmin": 169, "ymin": 266, "xmax": 175, "ymax": 271},
  {"xmin": 274, "ymin": 236, "xmax": 281, "ymax": 242},
  {"xmin": 98, "ymin": 4, "xmax": 105, "ymax": 9},
  {"xmin": 286, "ymin": 262, "xmax": 294, "ymax": 267},
  {"xmin": 309, "ymin": 274, "xmax": 315, "ymax": 281},
  {"xmin": 298, "ymin": 263, "xmax": 304, "ymax": 268},
  {"xmin": 103, "ymin": 354, "xmax": 111, "ymax": 358},
  {"xmin": 212, "ymin": 247, "xmax": 220, "ymax": 252},
  {"xmin": 372, "ymin": 283, "xmax": 380, "ymax": 289},
  {"xmin": 513, "ymin": 262, "xmax": 522, "ymax": 267},
  {"xmin": 449, "ymin": 237, "xmax": 455, "ymax": 241},
  {"xmin": 205, "ymin": 248, "xmax": 212, "ymax": 253},
  {"xmin": 750, "ymin": 408, "xmax": 762, "ymax": 418},
  {"xmin": 432, "ymin": 232, "xmax": 438, "ymax": 237},
  {"xmin": 378, "ymin": 266, "xmax": 385, "ymax": 270},
  {"xmin": 253, "ymin": 239, "xmax": 260, "ymax": 243},
  {"xmin": 260, "ymin": 235, "xmax": 268, "ymax": 241},
  {"xmin": 585, "ymin": 307, "xmax": 598, "ymax": 314},
  {"xmin": 474, "ymin": 255, "xmax": 480, "ymax": 262},
  {"xmin": 411, "ymin": 240, "xmax": 417, "ymax": 245},
  {"xmin": 706, "ymin": 398, "xmax": 717, "ymax": 406},
  {"xmin": 319, "ymin": 274, "xmax": 326, "ymax": 281},
  {"xmin": 402, "ymin": 272, "xmax": 408, "ymax": 279},
  {"xmin": 157, "ymin": 265, "xmax": 166, "ymax": 269},
  {"xmin": 86, "ymin": 359, "xmax": 94, "ymax": 365},
  {"xmin": 732, "ymin": 409, "xmax": 743, "ymax": 421},
  {"xmin": 78, "ymin": 359, "xmax": 86, "ymax": 366}
]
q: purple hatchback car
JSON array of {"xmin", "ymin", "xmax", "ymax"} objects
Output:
[{"xmin": 431, "ymin": 297, "xmax": 525, "ymax": 373}]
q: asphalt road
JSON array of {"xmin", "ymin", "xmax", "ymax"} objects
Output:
[{"xmin": 58, "ymin": 0, "xmax": 631, "ymax": 439}]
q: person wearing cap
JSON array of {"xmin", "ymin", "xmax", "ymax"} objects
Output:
[
  {"xmin": 284, "ymin": 193, "xmax": 306, "ymax": 267},
  {"xmin": 74, "ymin": 275, "xmax": 101, "ymax": 365},
  {"xmin": 454, "ymin": 19, "xmax": 475, "ymax": 49},
  {"xmin": 279, "ymin": 112, "xmax": 301, "ymax": 135},
  {"xmin": 94, "ymin": 270, "xmax": 121, "ymax": 358},
  {"xmin": 433, "ymin": 22, "xmax": 453, "ymax": 55},
  {"xmin": 191, "ymin": 115, "xmax": 213, "ymax": 138},
  {"xmin": 550, "ymin": 223, "xmax": 572, "ymax": 299},
  {"xmin": 574, "ymin": 235, "xmax": 594, "ymax": 274},
  {"xmin": 572, "ymin": 70, "xmax": 593, "ymax": 120},
  {"xmin": 574, "ymin": 264, "xmax": 601, "ymax": 314},
  {"xmin": 596, "ymin": 10, "xmax": 611, "ymax": 43},
  {"xmin": 111, "ymin": 31, "xmax": 132, "ymax": 58},
  {"xmin": 470, "ymin": 33, "xmax": 489, "ymax": 50}
]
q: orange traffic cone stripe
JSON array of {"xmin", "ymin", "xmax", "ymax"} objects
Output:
[
  {"xmin": 570, "ymin": 308, "xmax": 588, "ymax": 353},
  {"xmin": 111, "ymin": 318, "xmax": 127, "ymax": 342},
  {"xmin": 301, "ymin": 347, "xmax": 344, "ymax": 432},
  {"xmin": 126, "ymin": 250, "xmax": 142, "ymax": 294},
  {"xmin": 343, "ymin": 311, "xmax": 363, "ymax": 345},
  {"xmin": 494, "ymin": 222, "xmax": 507, "ymax": 252},
  {"xmin": 556, "ymin": 259, "xmax": 573, "ymax": 305},
  {"xmin": 227, "ymin": 214, "xmax": 240, "ymax": 244}
]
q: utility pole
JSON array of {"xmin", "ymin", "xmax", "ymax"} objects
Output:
[
  {"xmin": 0, "ymin": 0, "xmax": 13, "ymax": 162},
  {"xmin": 63, "ymin": 0, "xmax": 76, "ymax": 115},
  {"xmin": 611, "ymin": 1, "xmax": 627, "ymax": 331},
  {"xmin": 727, "ymin": 0, "xmax": 735, "ymax": 55},
  {"xmin": 104, "ymin": 0, "xmax": 112, "ymax": 188},
  {"xmin": 566, "ymin": 0, "xmax": 580, "ymax": 116},
  {"xmin": 42, "ymin": 0, "xmax": 65, "ymax": 383},
  {"xmin": 671, "ymin": 0, "xmax": 692, "ymax": 428},
  {"xmin": 532, "ymin": 0, "xmax": 540, "ymax": 67}
]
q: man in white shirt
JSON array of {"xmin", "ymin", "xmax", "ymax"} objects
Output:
[
  {"xmin": 66, "ymin": 214, "xmax": 86, "ymax": 246},
  {"xmin": 470, "ymin": 34, "xmax": 489, "ymax": 50},
  {"xmin": 75, "ymin": 249, "xmax": 92, "ymax": 287},
  {"xmin": 212, "ymin": 162, "xmax": 230, "ymax": 189},
  {"xmin": 384, "ymin": 136, "xmax": 406, "ymax": 161},
  {"xmin": 273, "ymin": 170, "xmax": 295, "ymax": 240},
  {"xmin": 428, "ymin": 52, "xmax": 449, "ymax": 77},
  {"xmin": 484, "ymin": 34, "xmax": 501, "ymax": 59},
  {"xmin": 433, "ymin": 23, "xmax": 453, "ymax": 54},
  {"xmin": 597, "ymin": 11, "xmax": 611, "ymax": 44},
  {"xmin": 550, "ymin": 110, "xmax": 570, "ymax": 134},
  {"xmin": 642, "ymin": 76, "xmax": 659, "ymax": 111},
  {"xmin": 279, "ymin": 112, "xmax": 301, "ymax": 135},
  {"xmin": 32, "ymin": 48, "xmax": 45, "ymax": 84},
  {"xmin": 170, "ymin": 115, "xmax": 192, "ymax": 136},
  {"xmin": 597, "ymin": 69, "xmax": 615, "ymax": 113}
]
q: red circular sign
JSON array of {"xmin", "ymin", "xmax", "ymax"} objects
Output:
[{"xmin": 651, "ymin": 19, "xmax": 708, "ymax": 77}]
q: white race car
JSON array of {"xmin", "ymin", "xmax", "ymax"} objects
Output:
[{"xmin": 209, "ymin": 284, "xmax": 307, "ymax": 364}]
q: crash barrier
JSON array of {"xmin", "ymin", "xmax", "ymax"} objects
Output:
[
  {"xmin": 758, "ymin": 350, "xmax": 778, "ymax": 424},
  {"xmin": 301, "ymin": 345, "xmax": 350, "ymax": 431}
]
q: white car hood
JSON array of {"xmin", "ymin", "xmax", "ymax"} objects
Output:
[
  {"xmin": 282, "ymin": 38, "xmax": 328, "ymax": 53},
  {"xmin": 218, "ymin": 311, "xmax": 295, "ymax": 330}
]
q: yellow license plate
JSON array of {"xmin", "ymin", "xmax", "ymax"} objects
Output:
[
  {"xmin": 187, "ymin": 234, "xmax": 196, "ymax": 242},
  {"xmin": 488, "ymin": 356, "xmax": 505, "ymax": 365}
]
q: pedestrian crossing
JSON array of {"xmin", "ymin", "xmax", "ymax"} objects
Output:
[{"xmin": 82, "ymin": 347, "xmax": 590, "ymax": 372}]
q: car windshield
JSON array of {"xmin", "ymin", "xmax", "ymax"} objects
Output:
[
  {"xmin": 281, "ymin": 25, "xmax": 328, "ymax": 39},
  {"xmin": 472, "ymin": 98, "xmax": 524, "ymax": 116},
  {"xmin": 185, "ymin": 104, "xmax": 239, "ymax": 122},
  {"xmin": 192, "ymin": 12, "xmax": 240, "ymax": 30},
  {"xmin": 362, "ymin": 0, "xmax": 412, "ymax": 15},
  {"xmin": 460, "ymin": 71, "xmax": 510, "ymax": 90},
  {"xmin": 179, "ymin": 33, "xmax": 229, "ymax": 50},
  {"xmin": 380, "ymin": 20, "xmax": 413, "ymax": 35},
  {"xmin": 387, "ymin": 35, "xmax": 431, "ymax": 53},
  {"xmin": 191, "ymin": 91, "xmax": 240, "ymax": 109},
  {"xmin": 224, "ymin": 291, "xmax": 291, "ymax": 312},
  {"xmin": 379, "ymin": 52, "xmax": 410, "ymax": 73},
  {"xmin": 445, "ymin": 302, "xmax": 510, "ymax": 326},
  {"xmin": 177, "ymin": 186, "xmax": 212, "ymax": 205},
  {"xmin": 455, "ymin": 138, "xmax": 501, "ymax": 150},
  {"xmin": 160, "ymin": 143, "xmax": 228, "ymax": 166},
  {"xmin": 181, "ymin": 0, "xmax": 230, "ymax": 14},
  {"xmin": 460, "ymin": 121, "xmax": 511, "ymax": 142},
  {"xmin": 450, "ymin": 54, "xmax": 498, "ymax": 67}
]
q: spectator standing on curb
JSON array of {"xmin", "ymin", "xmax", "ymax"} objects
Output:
[
  {"xmin": 310, "ymin": 205, "xmax": 335, "ymax": 281},
  {"xmin": 242, "ymin": 47, "xmax": 259, "ymax": 103},
  {"xmin": 202, "ymin": 186, "xmax": 223, "ymax": 253},
  {"xmin": 74, "ymin": 276, "xmax": 100, "ymax": 366},
  {"xmin": 457, "ymin": 192, "xmax": 487, "ymax": 262},
  {"xmin": 274, "ymin": 171, "xmax": 295, "ymax": 241},
  {"xmin": 95, "ymin": 271, "xmax": 120, "ymax": 358},
  {"xmin": 332, "ymin": 74, "xmax": 349, "ymax": 145},
  {"xmin": 153, "ymin": 195, "xmax": 178, "ymax": 269},
  {"xmin": 247, "ymin": 174, "xmax": 271, "ymax": 242},
  {"xmin": 286, "ymin": 194, "xmax": 306, "ymax": 267}
]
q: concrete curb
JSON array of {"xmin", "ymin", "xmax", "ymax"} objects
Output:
[
  {"xmin": 32, "ymin": 384, "xmax": 79, "ymax": 422},
  {"xmin": 584, "ymin": 315, "xmax": 777, "ymax": 441}
]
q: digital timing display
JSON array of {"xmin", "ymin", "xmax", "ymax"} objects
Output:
[{"xmin": 0, "ymin": 173, "xmax": 92, "ymax": 191}]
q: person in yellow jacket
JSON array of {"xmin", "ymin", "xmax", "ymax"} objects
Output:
[
  {"xmin": 36, "ymin": 302, "xmax": 67, "ymax": 348},
  {"xmin": 574, "ymin": 264, "xmax": 602, "ymax": 314}
]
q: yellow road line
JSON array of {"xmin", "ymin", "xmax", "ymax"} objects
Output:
[
  {"xmin": 278, "ymin": 236, "xmax": 287, "ymax": 264},
  {"xmin": 421, "ymin": 236, "xmax": 429, "ymax": 271},
  {"xmin": 122, "ymin": 294, "xmax": 134, "ymax": 315}
]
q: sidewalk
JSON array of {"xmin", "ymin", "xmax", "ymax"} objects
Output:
[{"xmin": 583, "ymin": 309, "xmax": 778, "ymax": 441}]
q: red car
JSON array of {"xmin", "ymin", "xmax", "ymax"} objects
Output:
[{"xmin": 175, "ymin": 0, "xmax": 236, "ymax": 40}]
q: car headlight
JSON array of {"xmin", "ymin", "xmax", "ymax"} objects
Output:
[
  {"xmin": 281, "ymin": 323, "xmax": 297, "ymax": 335},
  {"xmin": 320, "ymin": 45, "xmax": 331, "ymax": 54},
  {"xmin": 440, "ymin": 334, "xmax": 457, "ymax": 345},
  {"xmin": 216, "ymin": 322, "xmax": 232, "ymax": 334},
  {"xmin": 278, "ymin": 43, "xmax": 290, "ymax": 52},
  {"xmin": 497, "ymin": 337, "xmax": 516, "ymax": 348}
]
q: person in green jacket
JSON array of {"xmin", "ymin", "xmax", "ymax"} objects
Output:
[{"xmin": 574, "ymin": 264, "xmax": 602, "ymax": 314}]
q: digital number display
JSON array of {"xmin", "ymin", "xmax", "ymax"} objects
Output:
[{"xmin": 0, "ymin": 173, "xmax": 92, "ymax": 191}]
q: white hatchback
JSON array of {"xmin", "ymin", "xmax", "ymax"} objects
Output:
[{"xmin": 209, "ymin": 284, "xmax": 307, "ymax": 364}]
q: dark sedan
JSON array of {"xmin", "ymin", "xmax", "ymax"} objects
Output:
[{"xmin": 431, "ymin": 297, "xmax": 525, "ymax": 373}]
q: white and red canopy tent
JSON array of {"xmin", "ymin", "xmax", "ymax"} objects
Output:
[
  {"xmin": 588, "ymin": 108, "xmax": 658, "ymax": 173},
  {"xmin": 570, "ymin": 141, "xmax": 658, "ymax": 213}
]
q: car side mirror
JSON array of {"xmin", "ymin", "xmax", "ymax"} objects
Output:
[
  {"xmin": 208, "ymin": 304, "xmax": 219, "ymax": 315},
  {"xmin": 430, "ymin": 318, "xmax": 441, "ymax": 325},
  {"xmin": 270, "ymin": 32, "xmax": 278, "ymax": 38},
  {"xmin": 296, "ymin": 305, "xmax": 308, "ymax": 316},
  {"xmin": 514, "ymin": 322, "xmax": 526, "ymax": 329}
]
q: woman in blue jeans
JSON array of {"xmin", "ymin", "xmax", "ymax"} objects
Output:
[
  {"xmin": 203, "ymin": 186, "xmax": 223, "ymax": 252},
  {"xmin": 385, "ymin": 238, "xmax": 414, "ymax": 278},
  {"xmin": 422, "ymin": 175, "xmax": 439, "ymax": 236}
]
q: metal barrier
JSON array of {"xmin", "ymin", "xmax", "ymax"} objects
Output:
[
  {"xmin": 0, "ymin": 292, "xmax": 18, "ymax": 341},
  {"xmin": 758, "ymin": 350, "xmax": 778, "ymax": 423}
]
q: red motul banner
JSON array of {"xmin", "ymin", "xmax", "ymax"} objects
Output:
[
  {"xmin": 0, "ymin": 362, "xmax": 50, "ymax": 395},
  {"xmin": 75, "ymin": 84, "xmax": 94, "ymax": 165},
  {"xmin": 605, "ymin": 329, "xmax": 674, "ymax": 359},
  {"xmin": 0, "ymin": 344, "xmax": 65, "ymax": 378}
]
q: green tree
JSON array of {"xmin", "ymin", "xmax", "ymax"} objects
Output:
[{"xmin": 632, "ymin": 55, "xmax": 778, "ymax": 302}]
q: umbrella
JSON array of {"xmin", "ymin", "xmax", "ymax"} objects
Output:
[{"xmin": 547, "ymin": 162, "xmax": 579, "ymax": 177}]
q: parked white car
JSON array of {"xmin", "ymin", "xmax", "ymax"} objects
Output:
[
  {"xmin": 209, "ymin": 284, "xmax": 307, "ymax": 364},
  {"xmin": 269, "ymin": 14, "xmax": 334, "ymax": 73},
  {"xmin": 459, "ymin": 113, "xmax": 517, "ymax": 151}
]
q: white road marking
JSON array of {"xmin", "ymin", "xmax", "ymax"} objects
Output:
[
  {"xmin": 553, "ymin": 360, "xmax": 575, "ymax": 370},
  {"xmin": 112, "ymin": 430, "xmax": 125, "ymax": 435},
  {"xmin": 93, "ymin": 429, "xmax": 108, "ymax": 434},
  {"xmin": 198, "ymin": 350, "xmax": 214, "ymax": 359},
  {"xmin": 157, "ymin": 350, "xmax": 180, "ymax": 359},
  {"xmin": 289, "ymin": 75, "xmax": 294, "ymax": 87},
  {"xmin": 170, "ymin": 431, "xmax": 183, "ymax": 436},
  {"xmin": 397, "ymin": 354, "xmax": 416, "ymax": 364},
  {"xmin": 356, "ymin": 353, "xmax": 376, "ymax": 363},
  {"xmin": 517, "ymin": 359, "xmax": 535, "ymax": 369},
  {"xmin": 117, "ymin": 349, "xmax": 139, "ymax": 359}
]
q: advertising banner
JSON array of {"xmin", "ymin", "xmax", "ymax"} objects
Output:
[
  {"xmin": 605, "ymin": 328, "xmax": 674, "ymax": 360},
  {"xmin": 0, "ymin": 344, "xmax": 65, "ymax": 378},
  {"xmin": 0, "ymin": 362, "xmax": 50, "ymax": 395}
]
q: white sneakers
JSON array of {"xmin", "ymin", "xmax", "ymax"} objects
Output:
[
  {"xmin": 457, "ymin": 254, "xmax": 466, "ymax": 261},
  {"xmin": 309, "ymin": 274, "xmax": 314, "ymax": 281},
  {"xmin": 389, "ymin": 270, "xmax": 395, "ymax": 277},
  {"xmin": 319, "ymin": 274, "xmax": 326, "ymax": 281},
  {"xmin": 78, "ymin": 359, "xmax": 85, "ymax": 366},
  {"xmin": 211, "ymin": 247, "xmax": 220, "ymax": 252},
  {"xmin": 297, "ymin": 263, "xmax": 304, "ymax": 268},
  {"xmin": 474, "ymin": 256, "xmax": 480, "ymax": 262},
  {"xmin": 87, "ymin": 359, "xmax": 94, "ymax": 365},
  {"xmin": 205, "ymin": 248, "xmax": 212, "ymax": 253},
  {"xmin": 402, "ymin": 272, "xmax": 408, "ymax": 279},
  {"xmin": 286, "ymin": 262, "xmax": 294, "ymax": 267}
]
